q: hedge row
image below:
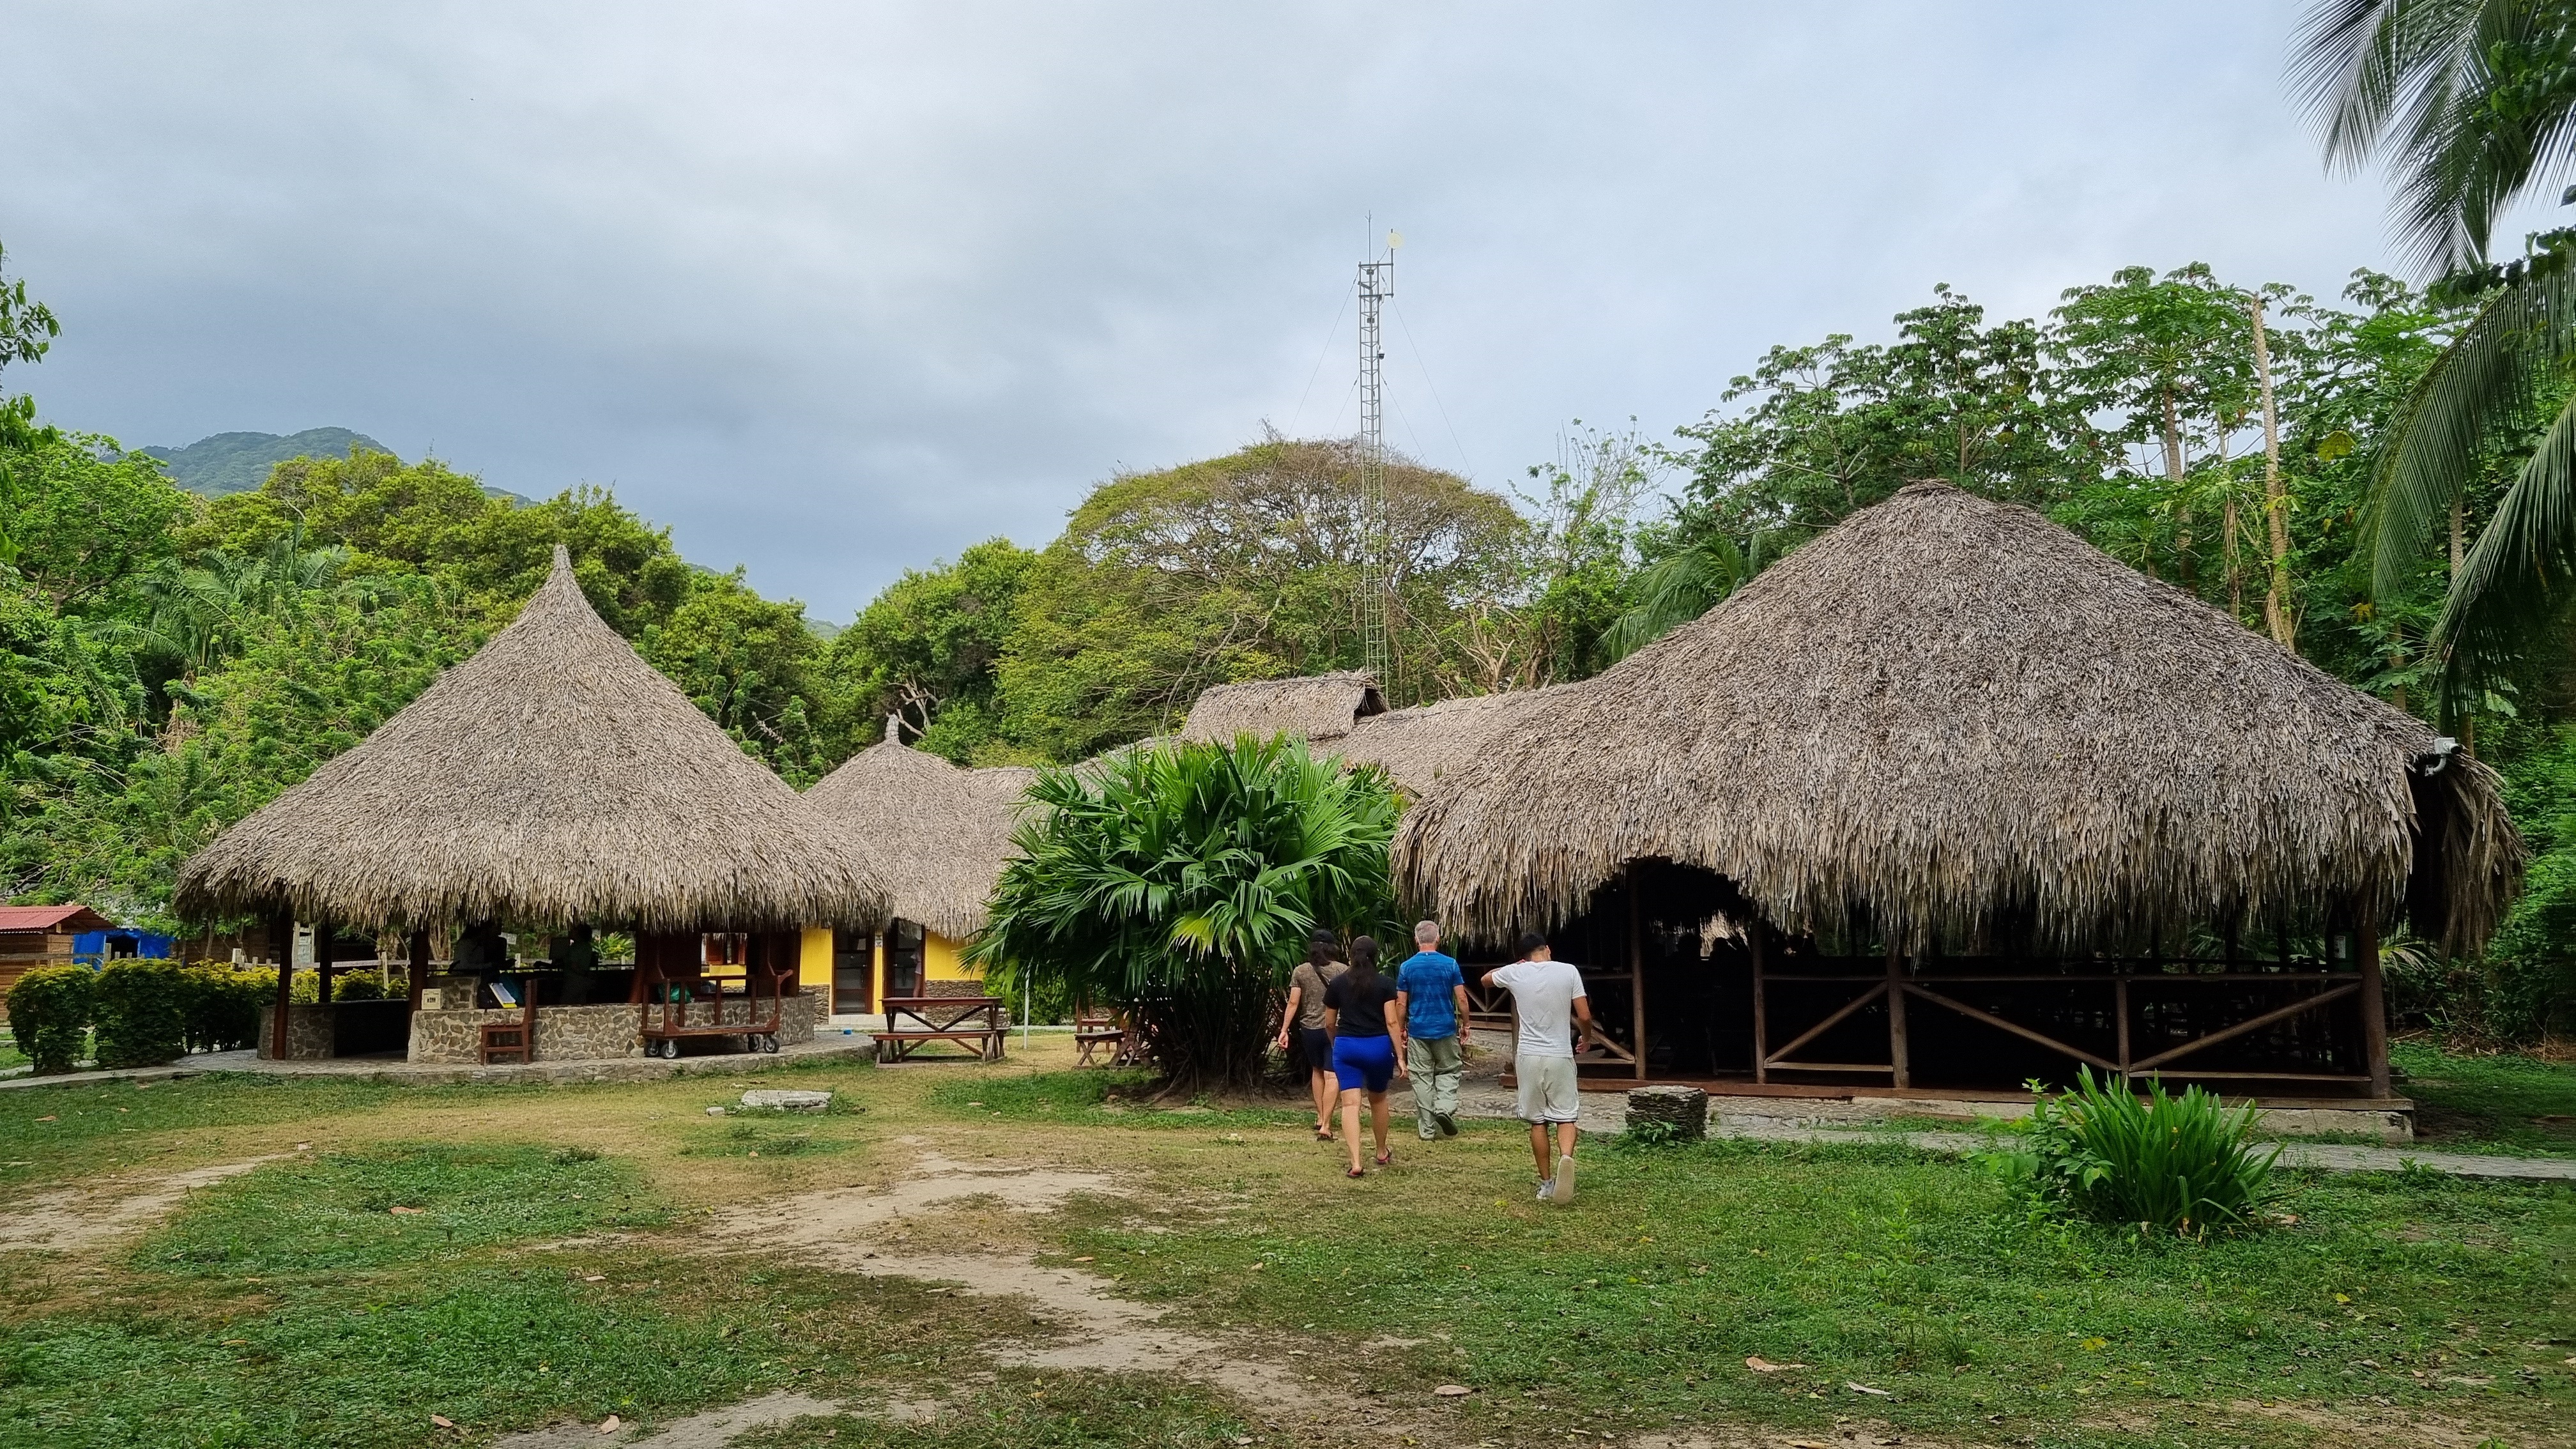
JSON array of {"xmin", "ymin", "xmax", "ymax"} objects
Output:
[{"xmin": 3, "ymin": 962, "xmax": 315, "ymax": 1071}]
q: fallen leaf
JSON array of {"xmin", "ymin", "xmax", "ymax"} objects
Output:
[
  {"xmin": 597, "ymin": 1414, "xmax": 620, "ymax": 1434},
  {"xmin": 1071, "ymin": 1255, "xmax": 1094, "ymax": 1263},
  {"xmin": 295, "ymin": 1142, "xmax": 310, "ymax": 1151},
  {"xmin": 1432, "ymin": 1384, "xmax": 1471, "ymax": 1397},
  {"xmin": 1745, "ymin": 1356, "xmax": 1807, "ymax": 1372},
  {"xmin": 33, "ymin": 1116, "xmax": 54, "ymax": 1123},
  {"xmin": 583, "ymin": 1275, "xmax": 606, "ymax": 1282},
  {"xmin": 1250, "ymin": 1262, "xmax": 1264, "ymax": 1270},
  {"xmin": 389, "ymin": 1206, "xmax": 425, "ymax": 1215},
  {"xmin": 1846, "ymin": 1381, "xmax": 1891, "ymax": 1397},
  {"xmin": 431, "ymin": 1414, "xmax": 456, "ymax": 1429}
]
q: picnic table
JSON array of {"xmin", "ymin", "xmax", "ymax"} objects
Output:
[
  {"xmin": 1074, "ymin": 1011, "xmax": 1141, "ymax": 1067},
  {"xmin": 876, "ymin": 995, "xmax": 1008, "ymax": 1064}
]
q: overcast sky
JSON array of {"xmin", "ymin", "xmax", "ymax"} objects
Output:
[{"xmin": 2, "ymin": 3, "xmax": 2461, "ymax": 620}]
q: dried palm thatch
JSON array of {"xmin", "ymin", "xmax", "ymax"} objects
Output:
[
  {"xmin": 805, "ymin": 726, "xmax": 1037, "ymax": 940},
  {"xmin": 1337, "ymin": 687, "xmax": 1568, "ymax": 795},
  {"xmin": 176, "ymin": 546, "xmax": 885, "ymax": 931},
  {"xmin": 1395, "ymin": 483, "xmax": 2524, "ymax": 953},
  {"xmin": 1179, "ymin": 670, "xmax": 1384, "ymax": 744}
]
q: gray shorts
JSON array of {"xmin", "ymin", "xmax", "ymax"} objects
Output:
[{"xmin": 1515, "ymin": 1053, "xmax": 1581, "ymax": 1123}]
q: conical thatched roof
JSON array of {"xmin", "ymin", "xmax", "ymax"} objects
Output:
[
  {"xmin": 1180, "ymin": 670, "xmax": 1384, "ymax": 744},
  {"xmin": 1395, "ymin": 482, "xmax": 2523, "ymax": 952},
  {"xmin": 804, "ymin": 730, "xmax": 1036, "ymax": 940},
  {"xmin": 176, "ymin": 547, "xmax": 885, "ymax": 931}
]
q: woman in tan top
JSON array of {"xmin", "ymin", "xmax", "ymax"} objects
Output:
[{"xmin": 1275, "ymin": 931, "xmax": 1348, "ymax": 1140}]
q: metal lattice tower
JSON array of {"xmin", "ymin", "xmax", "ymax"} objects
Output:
[{"xmin": 1356, "ymin": 241, "xmax": 1394, "ymax": 688}]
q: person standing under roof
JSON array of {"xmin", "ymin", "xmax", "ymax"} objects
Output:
[
  {"xmin": 1322, "ymin": 935, "xmax": 1406, "ymax": 1177},
  {"xmin": 1395, "ymin": 919, "xmax": 1469, "ymax": 1140},
  {"xmin": 1483, "ymin": 932, "xmax": 1593, "ymax": 1204},
  {"xmin": 1275, "ymin": 930, "xmax": 1349, "ymax": 1141}
]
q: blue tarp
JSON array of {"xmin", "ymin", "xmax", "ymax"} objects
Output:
[{"xmin": 71, "ymin": 929, "xmax": 177, "ymax": 967}]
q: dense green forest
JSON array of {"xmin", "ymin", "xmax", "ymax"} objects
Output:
[{"xmin": 2, "ymin": 240, "xmax": 2572, "ymax": 1036}]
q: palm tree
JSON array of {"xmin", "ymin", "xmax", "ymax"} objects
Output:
[
  {"xmin": 969, "ymin": 735, "xmax": 1400, "ymax": 1092},
  {"xmin": 2296, "ymin": 1, "xmax": 2576, "ymax": 712},
  {"xmin": 1600, "ymin": 529, "xmax": 1770, "ymax": 661}
]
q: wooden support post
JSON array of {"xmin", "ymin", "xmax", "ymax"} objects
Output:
[
  {"xmin": 2115, "ymin": 975, "xmax": 2131, "ymax": 1077},
  {"xmin": 1627, "ymin": 868, "xmax": 1647, "ymax": 1081},
  {"xmin": 1750, "ymin": 924, "xmax": 1768, "ymax": 1085},
  {"xmin": 1885, "ymin": 935, "xmax": 1910, "ymax": 1089},
  {"xmin": 2358, "ymin": 903, "xmax": 2390, "ymax": 1099},
  {"xmin": 315, "ymin": 918, "xmax": 335, "ymax": 1007},
  {"xmin": 406, "ymin": 930, "xmax": 429, "ymax": 1018},
  {"xmin": 268, "ymin": 908, "xmax": 294, "ymax": 1061}
]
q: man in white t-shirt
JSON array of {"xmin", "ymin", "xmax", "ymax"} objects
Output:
[{"xmin": 1483, "ymin": 931, "xmax": 1595, "ymax": 1204}]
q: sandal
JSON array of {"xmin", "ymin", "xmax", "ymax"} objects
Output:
[
  {"xmin": 1346, "ymin": 1167, "xmax": 1366, "ymax": 1178},
  {"xmin": 1375, "ymin": 1153, "xmax": 1392, "ymax": 1167},
  {"xmin": 1315, "ymin": 1128, "xmax": 1335, "ymax": 1142}
]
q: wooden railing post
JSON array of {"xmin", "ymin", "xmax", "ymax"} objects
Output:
[
  {"xmin": 2358, "ymin": 903, "xmax": 2390, "ymax": 1098},
  {"xmin": 1885, "ymin": 934, "xmax": 1910, "ymax": 1089},
  {"xmin": 1627, "ymin": 868, "xmax": 1647, "ymax": 1081},
  {"xmin": 1750, "ymin": 924, "xmax": 1768, "ymax": 1085}
]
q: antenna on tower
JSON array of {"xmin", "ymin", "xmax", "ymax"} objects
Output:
[{"xmin": 1356, "ymin": 226, "xmax": 1399, "ymax": 690}]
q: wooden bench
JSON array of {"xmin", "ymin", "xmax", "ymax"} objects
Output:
[
  {"xmin": 1073, "ymin": 1012, "xmax": 1132, "ymax": 1067},
  {"xmin": 877, "ymin": 996, "xmax": 1007, "ymax": 1064}
]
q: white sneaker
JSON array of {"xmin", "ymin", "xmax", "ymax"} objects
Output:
[
  {"xmin": 1552, "ymin": 1154, "xmax": 1575, "ymax": 1204},
  {"xmin": 1535, "ymin": 1179, "xmax": 1553, "ymax": 1202}
]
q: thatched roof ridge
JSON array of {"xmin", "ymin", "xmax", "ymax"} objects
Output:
[
  {"xmin": 176, "ymin": 546, "xmax": 885, "ymax": 931},
  {"xmin": 1337, "ymin": 688, "xmax": 1567, "ymax": 795},
  {"xmin": 1395, "ymin": 482, "xmax": 2523, "ymax": 952},
  {"xmin": 1180, "ymin": 670, "xmax": 1384, "ymax": 744},
  {"xmin": 804, "ymin": 733, "xmax": 1034, "ymax": 940}
]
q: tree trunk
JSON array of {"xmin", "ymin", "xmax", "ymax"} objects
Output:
[
  {"xmin": 2450, "ymin": 493, "xmax": 2465, "ymax": 575},
  {"xmin": 2163, "ymin": 390, "xmax": 2195, "ymax": 585},
  {"xmin": 2251, "ymin": 295, "xmax": 2295, "ymax": 652},
  {"xmin": 2225, "ymin": 493, "xmax": 2243, "ymax": 620}
]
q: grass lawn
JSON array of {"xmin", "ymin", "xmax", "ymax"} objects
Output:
[
  {"xmin": 1, "ymin": 1048, "xmax": 2569, "ymax": 1449},
  {"xmin": 0, "ymin": 1031, "xmax": 24, "ymax": 1073},
  {"xmin": 2398, "ymin": 1039, "xmax": 2576, "ymax": 1156}
]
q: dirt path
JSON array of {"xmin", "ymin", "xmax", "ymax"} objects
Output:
[
  {"xmin": 0, "ymin": 1155, "xmax": 280, "ymax": 1252},
  {"xmin": 693, "ymin": 1143, "xmax": 1448, "ymax": 1443}
]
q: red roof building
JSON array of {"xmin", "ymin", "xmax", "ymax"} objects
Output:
[{"xmin": 1, "ymin": 904, "xmax": 117, "ymax": 1015}]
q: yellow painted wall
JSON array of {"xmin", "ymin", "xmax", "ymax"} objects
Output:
[
  {"xmin": 798, "ymin": 927, "xmax": 834, "ymax": 993},
  {"xmin": 923, "ymin": 931, "xmax": 979, "ymax": 981}
]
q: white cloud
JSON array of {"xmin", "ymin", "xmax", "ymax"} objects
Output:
[{"xmin": 4, "ymin": 1, "xmax": 2407, "ymax": 618}]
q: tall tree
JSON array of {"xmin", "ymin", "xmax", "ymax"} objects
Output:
[{"xmin": 2296, "ymin": 0, "xmax": 2576, "ymax": 712}]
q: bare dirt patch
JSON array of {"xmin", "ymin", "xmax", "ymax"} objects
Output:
[
  {"xmin": 494, "ymin": 1390, "xmax": 840, "ymax": 1448},
  {"xmin": 0, "ymin": 1155, "xmax": 281, "ymax": 1253}
]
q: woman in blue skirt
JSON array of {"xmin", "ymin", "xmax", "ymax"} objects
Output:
[{"xmin": 1322, "ymin": 936, "xmax": 1407, "ymax": 1177}]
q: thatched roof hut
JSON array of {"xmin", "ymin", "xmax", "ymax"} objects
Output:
[
  {"xmin": 1179, "ymin": 670, "xmax": 1383, "ymax": 744},
  {"xmin": 1338, "ymin": 688, "xmax": 1568, "ymax": 795},
  {"xmin": 1395, "ymin": 482, "xmax": 2523, "ymax": 953},
  {"xmin": 176, "ymin": 546, "xmax": 884, "ymax": 932},
  {"xmin": 804, "ymin": 728, "xmax": 1036, "ymax": 940}
]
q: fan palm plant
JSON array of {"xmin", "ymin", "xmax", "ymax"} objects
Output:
[
  {"xmin": 1600, "ymin": 529, "xmax": 1770, "ymax": 661},
  {"xmin": 2296, "ymin": 1, "xmax": 2576, "ymax": 710},
  {"xmin": 968, "ymin": 734, "xmax": 1400, "ymax": 1092}
]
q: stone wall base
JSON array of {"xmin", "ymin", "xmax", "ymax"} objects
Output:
[{"xmin": 408, "ymin": 993, "xmax": 816, "ymax": 1064}]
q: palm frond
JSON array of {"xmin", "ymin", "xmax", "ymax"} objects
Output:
[{"xmin": 2434, "ymin": 383, "xmax": 2576, "ymax": 708}]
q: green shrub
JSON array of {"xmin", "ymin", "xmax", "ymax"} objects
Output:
[
  {"xmin": 92, "ymin": 959, "xmax": 188, "ymax": 1068},
  {"xmin": 5, "ymin": 964, "xmax": 95, "ymax": 1073},
  {"xmin": 180, "ymin": 965, "xmax": 273, "ymax": 1052},
  {"xmin": 1986, "ymin": 1066, "xmax": 2280, "ymax": 1236}
]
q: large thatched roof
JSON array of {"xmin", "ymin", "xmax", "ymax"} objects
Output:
[
  {"xmin": 1338, "ymin": 688, "xmax": 1567, "ymax": 796},
  {"xmin": 804, "ymin": 729, "xmax": 1036, "ymax": 940},
  {"xmin": 176, "ymin": 547, "xmax": 885, "ymax": 931},
  {"xmin": 1180, "ymin": 670, "xmax": 1383, "ymax": 744},
  {"xmin": 1395, "ymin": 482, "xmax": 2524, "ymax": 952}
]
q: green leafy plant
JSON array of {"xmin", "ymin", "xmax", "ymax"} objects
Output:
[
  {"xmin": 178, "ymin": 964, "xmax": 272, "ymax": 1052},
  {"xmin": 970, "ymin": 734, "xmax": 1399, "ymax": 1092},
  {"xmin": 1986, "ymin": 1066, "xmax": 2281, "ymax": 1236},
  {"xmin": 4, "ymin": 963, "xmax": 94, "ymax": 1073},
  {"xmin": 91, "ymin": 958, "xmax": 188, "ymax": 1068}
]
